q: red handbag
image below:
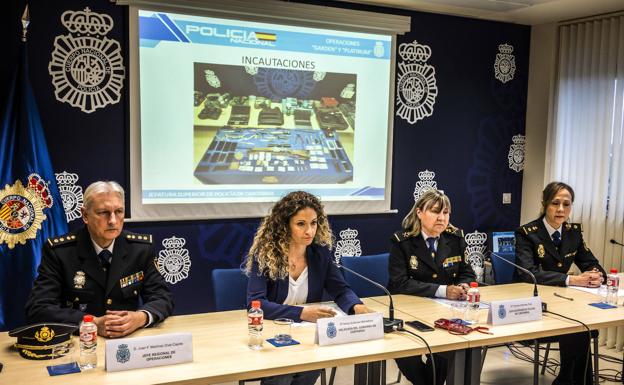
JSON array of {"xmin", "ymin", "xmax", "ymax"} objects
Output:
[{"xmin": 434, "ymin": 318, "xmax": 492, "ymax": 335}]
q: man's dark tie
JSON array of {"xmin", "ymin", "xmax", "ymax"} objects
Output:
[
  {"xmin": 98, "ymin": 249, "xmax": 112, "ymax": 271},
  {"xmin": 426, "ymin": 237, "xmax": 437, "ymax": 258},
  {"xmin": 552, "ymin": 230, "xmax": 561, "ymax": 248}
]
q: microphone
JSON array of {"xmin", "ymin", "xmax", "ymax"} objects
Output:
[
  {"xmin": 610, "ymin": 239, "xmax": 624, "ymax": 247},
  {"xmin": 334, "ymin": 262, "xmax": 403, "ymax": 333},
  {"xmin": 488, "ymin": 251, "xmax": 547, "ymax": 312}
]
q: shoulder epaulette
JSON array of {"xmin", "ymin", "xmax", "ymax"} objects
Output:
[
  {"xmin": 125, "ymin": 232, "xmax": 153, "ymax": 244},
  {"xmin": 522, "ymin": 224, "xmax": 539, "ymax": 235},
  {"xmin": 47, "ymin": 233, "xmax": 77, "ymax": 248},
  {"xmin": 565, "ymin": 222, "xmax": 583, "ymax": 232},
  {"xmin": 445, "ymin": 226, "xmax": 464, "ymax": 237},
  {"xmin": 392, "ymin": 231, "xmax": 412, "ymax": 243}
]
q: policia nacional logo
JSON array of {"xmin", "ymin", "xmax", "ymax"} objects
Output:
[
  {"xmin": 0, "ymin": 174, "xmax": 54, "ymax": 249},
  {"xmin": 48, "ymin": 8, "xmax": 125, "ymax": 114}
]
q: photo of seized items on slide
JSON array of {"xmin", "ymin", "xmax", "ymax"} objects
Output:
[{"xmin": 193, "ymin": 63, "xmax": 356, "ymax": 185}]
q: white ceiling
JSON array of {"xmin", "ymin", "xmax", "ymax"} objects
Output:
[{"xmin": 335, "ymin": 0, "xmax": 624, "ymax": 25}]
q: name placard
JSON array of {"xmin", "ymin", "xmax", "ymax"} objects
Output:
[
  {"xmin": 487, "ymin": 297, "xmax": 542, "ymax": 326},
  {"xmin": 315, "ymin": 312, "xmax": 384, "ymax": 346},
  {"xmin": 105, "ymin": 333, "xmax": 193, "ymax": 372}
]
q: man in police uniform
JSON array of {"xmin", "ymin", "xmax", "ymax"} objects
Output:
[
  {"xmin": 388, "ymin": 190, "xmax": 475, "ymax": 385},
  {"xmin": 26, "ymin": 181, "xmax": 173, "ymax": 338}
]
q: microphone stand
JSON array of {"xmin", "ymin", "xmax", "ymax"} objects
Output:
[
  {"xmin": 488, "ymin": 251, "xmax": 547, "ymax": 312},
  {"xmin": 335, "ymin": 262, "xmax": 404, "ymax": 333}
]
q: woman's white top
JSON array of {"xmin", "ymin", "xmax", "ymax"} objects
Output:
[{"xmin": 283, "ymin": 267, "xmax": 309, "ymax": 305}]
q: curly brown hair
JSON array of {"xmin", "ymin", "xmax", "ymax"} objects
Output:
[{"xmin": 245, "ymin": 191, "xmax": 333, "ymax": 280}]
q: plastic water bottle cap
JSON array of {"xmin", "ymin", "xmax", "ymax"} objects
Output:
[
  {"xmin": 83, "ymin": 314, "xmax": 94, "ymax": 322},
  {"xmin": 251, "ymin": 300, "xmax": 261, "ymax": 309},
  {"xmin": 470, "ymin": 282, "xmax": 478, "ymax": 288},
  {"xmin": 610, "ymin": 268, "xmax": 618, "ymax": 274}
]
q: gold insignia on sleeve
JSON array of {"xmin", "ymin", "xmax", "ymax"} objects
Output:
[
  {"xmin": 583, "ymin": 241, "xmax": 589, "ymax": 251},
  {"xmin": 537, "ymin": 244, "xmax": 545, "ymax": 258},
  {"xmin": 409, "ymin": 255, "xmax": 419, "ymax": 270},
  {"xmin": 73, "ymin": 271, "xmax": 85, "ymax": 289}
]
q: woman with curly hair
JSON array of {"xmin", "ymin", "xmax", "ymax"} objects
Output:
[
  {"xmin": 245, "ymin": 191, "xmax": 371, "ymax": 385},
  {"xmin": 245, "ymin": 191, "xmax": 370, "ymax": 323}
]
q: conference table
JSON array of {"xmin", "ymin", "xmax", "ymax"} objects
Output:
[
  {"xmin": 370, "ymin": 283, "xmax": 624, "ymax": 385},
  {"xmin": 0, "ymin": 300, "xmax": 466, "ymax": 385},
  {"xmin": 1, "ymin": 283, "xmax": 623, "ymax": 385}
]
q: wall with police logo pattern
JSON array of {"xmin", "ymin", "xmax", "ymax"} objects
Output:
[{"xmin": 1, "ymin": 0, "xmax": 529, "ymax": 316}]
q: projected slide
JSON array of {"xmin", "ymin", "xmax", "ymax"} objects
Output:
[
  {"xmin": 138, "ymin": 10, "xmax": 392, "ymax": 208},
  {"xmin": 193, "ymin": 63, "xmax": 356, "ymax": 185}
]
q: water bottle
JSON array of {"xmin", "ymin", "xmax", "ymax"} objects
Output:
[
  {"xmin": 248, "ymin": 300, "xmax": 263, "ymax": 350},
  {"xmin": 466, "ymin": 282, "xmax": 480, "ymax": 323},
  {"xmin": 79, "ymin": 314, "xmax": 97, "ymax": 370},
  {"xmin": 605, "ymin": 269, "xmax": 620, "ymax": 305}
]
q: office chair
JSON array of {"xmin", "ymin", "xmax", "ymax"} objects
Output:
[
  {"xmin": 486, "ymin": 254, "xmax": 599, "ymax": 385},
  {"xmin": 211, "ymin": 268, "xmax": 331, "ymax": 385},
  {"xmin": 341, "ymin": 253, "xmax": 401, "ymax": 385}
]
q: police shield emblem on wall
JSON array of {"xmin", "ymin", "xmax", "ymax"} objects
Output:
[{"xmin": 48, "ymin": 8, "xmax": 125, "ymax": 113}]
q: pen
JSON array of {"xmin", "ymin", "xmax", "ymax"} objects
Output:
[{"xmin": 554, "ymin": 292, "xmax": 574, "ymax": 301}]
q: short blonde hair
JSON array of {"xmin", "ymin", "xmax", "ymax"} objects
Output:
[
  {"xmin": 83, "ymin": 181, "xmax": 125, "ymax": 210},
  {"xmin": 402, "ymin": 190, "xmax": 451, "ymax": 237}
]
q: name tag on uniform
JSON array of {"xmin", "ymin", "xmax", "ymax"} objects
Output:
[
  {"xmin": 315, "ymin": 313, "xmax": 384, "ymax": 346},
  {"xmin": 120, "ymin": 271, "xmax": 144, "ymax": 288},
  {"xmin": 105, "ymin": 333, "xmax": 192, "ymax": 372},
  {"xmin": 443, "ymin": 256, "xmax": 462, "ymax": 268}
]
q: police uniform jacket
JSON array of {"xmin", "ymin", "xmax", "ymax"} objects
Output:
[
  {"xmin": 514, "ymin": 217, "xmax": 606, "ymax": 286},
  {"xmin": 388, "ymin": 227, "xmax": 475, "ymax": 298},
  {"xmin": 247, "ymin": 243, "xmax": 362, "ymax": 322},
  {"xmin": 26, "ymin": 227, "xmax": 174, "ymax": 326}
]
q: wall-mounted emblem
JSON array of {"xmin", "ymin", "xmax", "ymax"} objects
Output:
[
  {"xmin": 465, "ymin": 231, "xmax": 487, "ymax": 282},
  {"xmin": 48, "ymin": 8, "xmax": 125, "ymax": 113},
  {"xmin": 396, "ymin": 40, "xmax": 438, "ymax": 124},
  {"xmin": 157, "ymin": 236, "xmax": 191, "ymax": 284},
  {"xmin": 494, "ymin": 43, "xmax": 516, "ymax": 83},
  {"xmin": 334, "ymin": 228, "xmax": 362, "ymax": 264},
  {"xmin": 413, "ymin": 170, "xmax": 437, "ymax": 201},
  {"xmin": 507, "ymin": 134, "xmax": 525, "ymax": 172},
  {"xmin": 55, "ymin": 171, "xmax": 83, "ymax": 222}
]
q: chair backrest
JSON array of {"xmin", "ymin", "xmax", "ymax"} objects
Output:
[
  {"xmin": 490, "ymin": 252, "xmax": 516, "ymax": 284},
  {"xmin": 341, "ymin": 253, "xmax": 390, "ymax": 297},
  {"xmin": 211, "ymin": 268, "xmax": 249, "ymax": 311}
]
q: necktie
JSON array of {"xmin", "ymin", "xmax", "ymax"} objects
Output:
[
  {"xmin": 98, "ymin": 249, "xmax": 112, "ymax": 271},
  {"xmin": 426, "ymin": 237, "xmax": 437, "ymax": 258},
  {"xmin": 552, "ymin": 230, "xmax": 561, "ymax": 248}
]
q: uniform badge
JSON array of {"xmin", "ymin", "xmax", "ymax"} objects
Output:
[
  {"xmin": 79, "ymin": 304, "xmax": 88, "ymax": 312},
  {"xmin": 73, "ymin": 271, "xmax": 86, "ymax": 289},
  {"xmin": 537, "ymin": 244, "xmax": 545, "ymax": 258},
  {"xmin": 409, "ymin": 255, "xmax": 419, "ymax": 270},
  {"xmin": 120, "ymin": 271, "xmax": 144, "ymax": 288},
  {"xmin": 0, "ymin": 175, "xmax": 53, "ymax": 249},
  {"xmin": 34, "ymin": 326, "xmax": 54, "ymax": 343}
]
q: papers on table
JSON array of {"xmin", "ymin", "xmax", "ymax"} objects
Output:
[
  {"xmin": 428, "ymin": 297, "xmax": 491, "ymax": 310},
  {"xmin": 568, "ymin": 285, "xmax": 624, "ymax": 297},
  {"xmin": 294, "ymin": 301, "xmax": 348, "ymax": 328}
]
